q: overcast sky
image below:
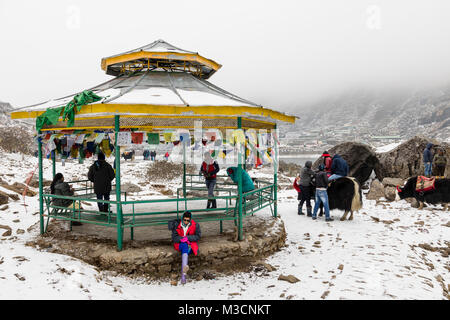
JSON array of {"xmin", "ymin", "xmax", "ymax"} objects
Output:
[{"xmin": 1, "ymin": 0, "xmax": 450, "ymax": 113}]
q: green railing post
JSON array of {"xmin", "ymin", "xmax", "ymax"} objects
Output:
[
  {"xmin": 273, "ymin": 124, "xmax": 278, "ymax": 218},
  {"xmin": 52, "ymin": 150, "xmax": 56, "ymax": 178},
  {"xmin": 38, "ymin": 131, "xmax": 44, "ymax": 235},
  {"xmin": 237, "ymin": 117, "xmax": 244, "ymax": 240},
  {"xmin": 183, "ymin": 142, "xmax": 187, "ymax": 210},
  {"xmin": 115, "ymin": 115, "xmax": 123, "ymax": 251}
]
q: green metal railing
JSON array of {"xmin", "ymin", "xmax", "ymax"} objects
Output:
[
  {"xmin": 37, "ymin": 114, "xmax": 279, "ymax": 252},
  {"xmin": 42, "ymin": 178, "xmax": 276, "ymax": 250}
]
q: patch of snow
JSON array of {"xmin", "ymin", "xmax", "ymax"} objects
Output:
[{"xmin": 0, "ymin": 151, "xmax": 448, "ymax": 299}]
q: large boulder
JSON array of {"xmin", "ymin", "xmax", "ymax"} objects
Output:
[
  {"xmin": 366, "ymin": 179, "xmax": 385, "ymax": 200},
  {"xmin": 27, "ymin": 177, "xmax": 52, "ymax": 188},
  {"xmin": 384, "ymin": 186, "xmax": 397, "ymax": 201},
  {"xmin": 313, "ymin": 142, "xmax": 379, "ymax": 184},
  {"xmin": 375, "ymin": 136, "xmax": 450, "ymax": 180},
  {"xmin": 381, "ymin": 177, "xmax": 404, "ymax": 187}
]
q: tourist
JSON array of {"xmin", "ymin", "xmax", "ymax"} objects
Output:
[
  {"xmin": 226, "ymin": 167, "xmax": 255, "ymax": 193},
  {"xmin": 423, "ymin": 143, "xmax": 434, "ymax": 177},
  {"xmin": 433, "ymin": 147, "xmax": 446, "ymax": 178},
  {"xmin": 312, "ymin": 164, "xmax": 333, "ymax": 221},
  {"xmin": 200, "ymin": 152, "xmax": 220, "ymax": 209},
  {"xmin": 298, "ymin": 160, "xmax": 315, "ymax": 216},
  {"xmin": 150, "ymin": 150, "xmax": 156, "ymax": 161},
  {"xmin": 88, "ymin": 152, "xmax": 115, "ymax": 213},
  {"xmin": 169, "ymin": 211, "xmax": 201, "ymax": 284},
  {"xmin": 328, "ymin": 154, "xmax": 349, "ymax": 181},
  {"xmin": 322, "ymin": 151, "xmax": 333, "ymax": 175},
  {"xmin": 143, "ymin": 149, "xmax": 150, "ymax": 160},
  {"xmin": 293, "ymin": 174, "xmax": 303, "ymax": 215},
  {"xmin": 51, "ymin": 173, "xmax": 74, "ymax": 207},
  {"xmin": 164, "ymin": 151, "xmax": 170, "ymax": 161},
  {"xmin": 50, "ymin": 173, "xmax": 82, "ymax": 225}
]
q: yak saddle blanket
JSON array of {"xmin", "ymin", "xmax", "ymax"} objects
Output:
[{"xmin": 416, "ymin": 176, "xmax": 436, "ymax": 193}]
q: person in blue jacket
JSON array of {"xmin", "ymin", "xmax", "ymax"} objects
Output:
[
  {"xmin": 423, "ymin": 143, "xmax": 434, "ymax": 177},
  {"xmin": 226, "ymin": 167, "xmax": 255, "ymax": 193},
  {"xmin": 328, "ymin": 154, "xmax": 349, "ymax": 181}
]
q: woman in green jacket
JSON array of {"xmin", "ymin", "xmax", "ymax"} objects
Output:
[{"xmin": 226, "ymin": 167, "xmax": 255, "ymax": 193}]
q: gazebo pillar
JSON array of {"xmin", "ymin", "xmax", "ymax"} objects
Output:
[
  {"xmin": 114, "ymin": 115, "xmax": 124, "ymax": 251},
  {"xmin": 51, "ymin": 150, "xmax": 56, "ymax": 178},
  {"xmin": 273, "ymin": 124, "xmax": 278, "ymax": 218},
  {"xmin": 38, "ymin": 131, "xmax": 44, "ymax": 235},
  {"xmin": 237, "ymin": 117, "xmax": 244, "ymax": 240}
]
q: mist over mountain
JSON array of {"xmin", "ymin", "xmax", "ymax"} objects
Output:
[{"xmin": 289, "ymin": 86, "xmax": 450, "ymax": 143}]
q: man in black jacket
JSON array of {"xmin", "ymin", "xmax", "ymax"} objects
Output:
[
  {"xmin": 312, "ymin": 164, "xmax": 333, "ymax": 222},
  {"xmin": 299, "ymin": 161, "xmax": 315, "ymax": 216},
  {"xmin": 88, "ymin": 152, "xmax": 116, "ymax": 212}
]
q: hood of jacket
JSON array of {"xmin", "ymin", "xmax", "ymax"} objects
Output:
[{"xmin": 426, "ymin": 143, "xmax": 433, "ymax": 150}]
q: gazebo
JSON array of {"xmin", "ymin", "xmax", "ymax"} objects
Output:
[{"xmin": 11, "ymin": 40, "xmax": 296, "ymax": 251}]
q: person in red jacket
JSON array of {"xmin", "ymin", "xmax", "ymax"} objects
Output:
[
  {"xmin": 322, "ymin": 151, "xmax": 332, "ymax": 176},
  {"xmin": 293, "ymin": 175, "xmax": 303, "ymax": 215},
  {"xmin": 169, "ymin": 211, "xmax": 201, "ymax": 284}
]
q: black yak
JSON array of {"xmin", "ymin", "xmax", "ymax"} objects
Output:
[
  {"xmin": 122, "ymin": 150, "xmax": 135, "ymax": 161},
  {"xmin": 395, "ymin": 176, "xmax": 450, "ymax": 210},
  {"xmin": 316, "ymin": 177, "xmax": 363, "ymax": 221}
]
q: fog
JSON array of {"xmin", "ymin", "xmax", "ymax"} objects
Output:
[{"xmin": 1, "ymin": 0, "xmax": 450, "ymax": 114}]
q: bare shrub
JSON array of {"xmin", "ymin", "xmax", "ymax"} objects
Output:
[
  {"xmin": 0, "ymin": 127, "xmax": 34, "ymax": 155},
  {"xmin": 147, "ymin": 161, "xmax": 196, "ymax": 182}
]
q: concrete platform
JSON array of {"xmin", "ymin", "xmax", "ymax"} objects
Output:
[{"xmin": 27, "ymin": 208, "xmax": 287, "ymax": 281}]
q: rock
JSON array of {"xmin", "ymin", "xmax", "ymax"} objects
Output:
[
  {"xmin": 338, "ymin": 264, "xmax": 344, "ymax": 271},
  {"xmin": 0, "ymin": 205, "xmax": 8, "ymax": 211},
  {"xmin": 7, "ymin": 194, "xmax": 19, "ymax": 201},
  {"xmin": 321, "ymin": 290, "xmax": 330, "ymax": 299},
  {"xmin": 367, "ymin": 179, "xmax": 385, "ymax": 200},
  {"xmin": 158, "ymin": 264, "xmax": 172, "ymax": 274},
  {"xmin": 170, "ymin": 280, "xmax": 178, "ymax": 286},
  {"xmin": 0, "ymin": 182, "xmax": 36, "ymax": 197},
  {"xmin": 120, "ymin": 183, "xmax": 142, "ymax": 193},
  {"xmin": 13, "ymin": 182, "xmax": 37, "ymax": 197},
  {"xmin": 313, "ymin": 142, "xmax": 379, "ymax": 185},
  {"xmin": 384, "ymin": 186, "xmax": 397, "ymax": 202},
  {"xmin": 376, "ymin": 136, "xmax": 450, "ymax": 180},
  {"xmin": 16, "ymin": 229, "xmax": 25, "ymax": 235},
  {"xmin": 160, "ymin": 189, "xmax": 173, "ymax": 196},
  {"xmin": 0, "ymin": 224, "xmax": 12, "ymax": 237},
  {"xmin": 14, "ymin": 273, "xmax": 25, "ymax": 281},
  {"xmin": 261, "ymin": 263, "xmax": 276, "ymax": 272},
  {"xmin": 278, "ymin": 274, "xmax": 300, "ymax": 284},
  {"xmin": 382, "ymin": 178, "xmax": 404, "ymax": 187},
  {"xmin": 27, "ymin": 177, "xmax": 52, "ymax": 188},
  {"xmin": 0, "ymin": 191, "xmax": 9, "ymax": 205}
]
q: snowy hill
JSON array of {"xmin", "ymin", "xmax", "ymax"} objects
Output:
[{"xmin": 294, "ymin": 87, "xmax": 450, "ymax": 142}]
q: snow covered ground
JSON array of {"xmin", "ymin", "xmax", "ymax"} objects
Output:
[{"xmin": 0, "ymin": 151, "xmax": 448, "ymax": 300}]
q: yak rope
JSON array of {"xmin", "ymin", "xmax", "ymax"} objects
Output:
[{"xmin": 22, "ymin": 163, "xmax": 39, "ymax": 214}]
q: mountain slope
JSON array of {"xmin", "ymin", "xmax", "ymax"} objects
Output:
[{"xmin": 294, "ymin": 87, "xmax": 450, "ymax": 142}]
